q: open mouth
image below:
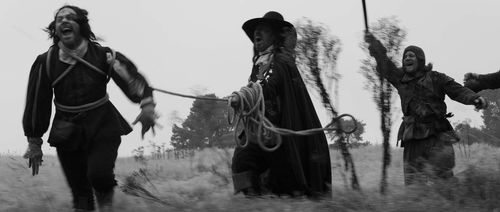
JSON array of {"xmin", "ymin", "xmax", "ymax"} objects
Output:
[
  {"xmin": 404, "ymin": 61, "xmax": 414, "ymax": 67},
  {"xmin": 61, "ymin": 26, "xmax": 73, "ymax": 36}
]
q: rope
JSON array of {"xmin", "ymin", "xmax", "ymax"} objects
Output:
[
  {"xmin": 152, "ymin": 82, "xmax": 358, "ymax": 152},
  {"xmin": 228, "ymin": 82, "xmax": 358, "ymax": 152},
  {"xmin": 152, "ymin": 87, "xmax": 227, "ymax": 102}
]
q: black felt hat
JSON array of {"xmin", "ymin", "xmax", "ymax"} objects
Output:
[{"xmin": 242, "ymin": 11, "xmax": 294, "ymax": 42}]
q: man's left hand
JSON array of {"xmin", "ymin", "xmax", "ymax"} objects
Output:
[
  {"xmin": 464, "ymin": 73, "xmax": 480, "ymax": 89},
  {"xmin": 473, "ymin": 96, "xmax": 488, "ymax": 110},
  {"xmin": 23, "ymin": 138, "xmax": 43, "ymax": 176},
  {"xmin": 132, "ymin": 104, "xmax": 161, "ymax": 139}
]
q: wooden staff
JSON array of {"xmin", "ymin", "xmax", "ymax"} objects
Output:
[{"xmin": 362, "ymin": 0, "xmax": 369, "ymax": 31}]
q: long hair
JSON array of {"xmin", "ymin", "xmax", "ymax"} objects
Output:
[
  {"xmin": 44, "ymin": 5, "xmax": 97, "ymax": 45},
  {"xmin": 251, "ymin": 25, "xmax": 288, "ymax": 62}
]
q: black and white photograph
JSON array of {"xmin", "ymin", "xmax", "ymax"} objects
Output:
[{"xmin": 1, "ymin": 0, "xmax": 500, "ymax": 211}]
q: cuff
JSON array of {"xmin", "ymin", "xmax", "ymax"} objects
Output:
[
  {"xmin": 476, "ymin": 74, "xmax": 492, "ymax": 90},
  {"xmin": 469, "ymin": 95, "xmax": 481, "ymax": 105},
  {"xmin": 140, "ymin": 97, "xmax": 156, "ymax": 108},
  {"xmin": 27, "ymin": 137, "xmax": 43, "ymax": 146}
]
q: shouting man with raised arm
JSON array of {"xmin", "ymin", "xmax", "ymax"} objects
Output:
[{"xmin": 364, "ymin": 32, "xmax": 487, "ymax": 185}]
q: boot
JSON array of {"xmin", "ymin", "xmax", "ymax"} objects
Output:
[
  {"xmin": 95, "ymin": 189, "xmax": 114, "ymax": 212},
  {"xmin": 232, "ymin": 171, "xmax": 265, "ymax": 196},
  {"xmin": 74, "ymin": 196, "xmax": 95, "ymax": 211}
]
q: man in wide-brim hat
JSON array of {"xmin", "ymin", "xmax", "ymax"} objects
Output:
[
  {"xmin": 230, "ymin": 11, "xmax": 332, "ymax": 197},
  {"xmin": 242, "ymin": 11, "xmax": 296, "ymax": 58},
  {"xmin": 242, "ymin": 11, "xmax": 294, "ymax": 41}
]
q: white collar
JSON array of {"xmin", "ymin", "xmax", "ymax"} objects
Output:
[
  {"xmin": 258, "ymin": 45, "xmax": 274, "ymax": 56},
  {"xmin": 254, "ymin": 45, "xmax": 275, "ymax": 80}
]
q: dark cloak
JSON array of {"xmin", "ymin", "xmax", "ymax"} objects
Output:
[{"xmin": 248, "ymin": 53, "xmax": 332, "ymax": 196}]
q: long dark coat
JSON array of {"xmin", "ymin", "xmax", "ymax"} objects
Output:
[{"xmin": 234, "ymin": 52, "xmax": 332, "ymax": 196}]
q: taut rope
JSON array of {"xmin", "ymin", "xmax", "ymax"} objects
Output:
[{"xmin": 152, "ymin": 87, "xmax": 228, "ymax": 102}]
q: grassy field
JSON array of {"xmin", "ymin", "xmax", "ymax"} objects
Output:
[{"xmin": 1, "ymin": 144, "xmax": 499, "ymax": 212}]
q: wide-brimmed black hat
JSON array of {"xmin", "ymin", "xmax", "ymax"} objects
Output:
[{"xmin": 242, "ymin": 11, "xmax": 294, "ymax": 42}]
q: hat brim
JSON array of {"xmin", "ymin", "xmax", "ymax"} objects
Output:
[{"xmin": 242, "ymin": 18, "xmax": 294, "ymax": 42}]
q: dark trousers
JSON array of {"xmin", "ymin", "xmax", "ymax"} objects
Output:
[
  {"xmin": 232, "ymin": 141, "xmax": 302, "ymax": 196},
  {"xmin": 231, "ymin": 142, "xmax": 271, "ymax": 195},
  {"xmin": 403, "ymin": 135, "xmax": 455, "ymax": 185},
  {"xmin": 57, "ymin": 135, "xmax": 121, "ymax": 210}
]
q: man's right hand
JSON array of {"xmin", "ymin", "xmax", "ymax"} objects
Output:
[
  {"xmin": 464, "ymin": 73, "xmax": 480, "ymax": 88},
  {"xmin": 229, "ymin": 94, "xmax": 240, "ymax": 108},
  {"xmin": 364, "ymin": 31, "xmax": 387, "ymax": 56},
  {"xmin": 23, "ymin": 137, "xmax": 43, "ymax": 176},
  {"xmin": 132, "ymin": 104, "xmax": 160, "ymax": 139},
  {"xmin": 463, "ymin": 72, "xmax": 485, "ymax": 92}
]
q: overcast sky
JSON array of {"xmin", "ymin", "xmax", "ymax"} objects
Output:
[{"xmin": 1, "ymin": 0, "xmax": 499, "ymax": 156}]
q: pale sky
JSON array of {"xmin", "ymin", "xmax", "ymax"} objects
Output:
[{"xmin": 1, "ymin": 0, "xmax": 499, "ymax": 156}]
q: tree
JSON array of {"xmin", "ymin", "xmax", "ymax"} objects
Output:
[
  {"xmin": 295, "ymin": 18, "xmax": 362, "ymax": 190},
  {"xmin": 454, "ymin": 120, "xmax": 500, "ymax": 148},
  {"xmin": 454, "ymin": 120, "xmax": 482, "ymax": 158},
  {"xmin": 295, "ymin": 17, "xmax": 342, "ymax": 113},
  {"xmin": 328, "ymin": 119, "xmax": 369, "ymax": 149},
  {"xmin": 360, "ymin": 16, "xmax": 407, "ymax": 194},
  {"xmin": 454, "ymin": 90, "xmax": 500, "ymax": 148},
  {"xmin": 345, "ymin": 118, "xmax": 366, "ymax": 143},
  {"xmin": 170, "ymin": 94, "xmax": 233, "ymax": 150},
  {"xmin": 479, "ymin": 89, "xmax": 500, "ymax": 145}
]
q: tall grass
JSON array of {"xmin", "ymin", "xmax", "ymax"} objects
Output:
[{"xmin": 1, "ymin": 144, "xmax": 499, "ymax": 211}]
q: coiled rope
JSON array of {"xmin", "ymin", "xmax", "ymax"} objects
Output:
[{"xmin": 153, "ymin": 82, "xmax": 357, "ymax": 152}]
